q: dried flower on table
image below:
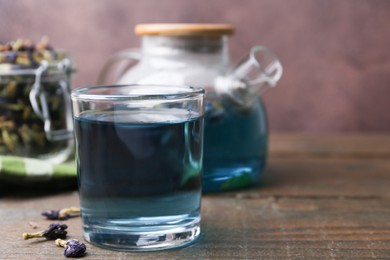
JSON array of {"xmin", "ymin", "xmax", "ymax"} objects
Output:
[
  {"xmin": 22, "ymin": 223, "xmax": 68, "ymax": 240},
  {"xmin": 42, "ymin": 207, "xmax": 81, "ymax": 220},
  {"xmin": 56, "ymin": 239, "xmax": 87, "ymax": 258}
]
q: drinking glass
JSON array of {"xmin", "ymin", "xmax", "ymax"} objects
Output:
[{"xmin": 71, "ymin": 84, "xmax": 205, "ymax": 251}]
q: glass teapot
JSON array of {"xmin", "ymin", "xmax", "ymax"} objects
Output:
[{"xmin": 99, "ymin": 24, "xmax": 283, "ymax": 192}]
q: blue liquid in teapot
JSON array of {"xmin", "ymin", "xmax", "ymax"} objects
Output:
[{"xmin": 203, "ymin": 98, "xmax": 267, "ymax": 192}]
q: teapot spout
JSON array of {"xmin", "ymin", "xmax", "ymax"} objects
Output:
[
  {"xmin": 215, "ymin": 46, "xmax": 282, "ymax": 110},
  {"xmin": 233, "ymin": 46, "xmax": 283, "ymax": 92}
]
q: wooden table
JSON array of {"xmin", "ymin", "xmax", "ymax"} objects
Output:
[{"xmin": 2, "ymin": 134, "xmax": 390, "ymax": 259}]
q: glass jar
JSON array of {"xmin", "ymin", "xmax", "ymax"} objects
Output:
[
  {"xmin": 99, "ymin": 24, "xmax": 282, "ymax": 191},
  {"xmin": 0, "ymin": 50, "xmax": 74, "ymax": 164}
]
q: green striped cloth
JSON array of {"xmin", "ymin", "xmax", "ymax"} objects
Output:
[{"xmin": 0, "ymin": 155, "xmax": 76, "ymax": 185}]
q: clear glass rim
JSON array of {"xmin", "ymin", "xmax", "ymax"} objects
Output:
[{"xmin": 71, "ymin": 84, "xmax": 205, "ymax": 101}]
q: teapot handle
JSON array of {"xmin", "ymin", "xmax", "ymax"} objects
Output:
[{"xmin": 97, "ymin": 48, "xmax": 142, "ymax": 85}]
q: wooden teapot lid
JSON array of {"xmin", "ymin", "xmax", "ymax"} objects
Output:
[{"xmin": 135, "ymin": 23, "xmax": 234, "ymax": 36}]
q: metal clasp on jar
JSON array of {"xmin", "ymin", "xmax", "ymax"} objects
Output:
[{"xmin": 29, "ymin": 59, "xmax": 73, "ymax": 141}]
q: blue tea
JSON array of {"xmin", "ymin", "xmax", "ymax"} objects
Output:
[
  {"xmin": 74, "ymin": 109, "xmax": 203, "ymax": 250},
  {"xmin": 203, "ymin": 99, "xmax": 267, "ymax": 191}
]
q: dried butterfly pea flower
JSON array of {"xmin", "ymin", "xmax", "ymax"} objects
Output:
[
  {"xmin": 23, "ymin": 223, "xmax": 68, "ymax": 240},
  {"xmin": 12, "ymin": 39, "xmax": 24, "ymax": 51},
  {"xmin": 42, "ymin": 210, "xmax": 63, "ymax": 220},
  {"xmin": 55, "ymin": 239, "xmax": 87, "ymax": 258},
  {"xmin": 0, "ymin": 44, "xmax": 12, "ymax": 52},
  {"xmin": 5, "ymin": 51, "xmax": 17, "ymax": 63},
  {"xmin": 42, "ymin": 207, "xmax": 81, "ymax": 220}
]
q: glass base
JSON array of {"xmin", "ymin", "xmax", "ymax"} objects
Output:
[{"xmin": 83, "ymin": 218, "xmax": 201, "ymax": 252}]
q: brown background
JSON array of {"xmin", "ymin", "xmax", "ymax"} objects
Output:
[{"xmin": 1, "ymin": 0, "xmax": 390, "ymax": 133}]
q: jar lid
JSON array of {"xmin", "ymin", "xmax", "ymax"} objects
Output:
[{"xmin": 135, "ymin": 23, "xmax": 234, "ymax": 37}]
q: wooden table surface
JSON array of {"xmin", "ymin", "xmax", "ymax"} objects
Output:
[{"xmin": 1, "ymin": 134, "xmax": 390, "ymax": 259}]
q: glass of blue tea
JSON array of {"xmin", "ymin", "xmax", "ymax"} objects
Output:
[{"xmin": 71, "ymin": 84, "xmax": 205, "ymax": 251}]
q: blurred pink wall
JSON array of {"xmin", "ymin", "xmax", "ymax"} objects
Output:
[{"xmin": 1, "ymin": 0, "xmax": 390, "ymax": 132}]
